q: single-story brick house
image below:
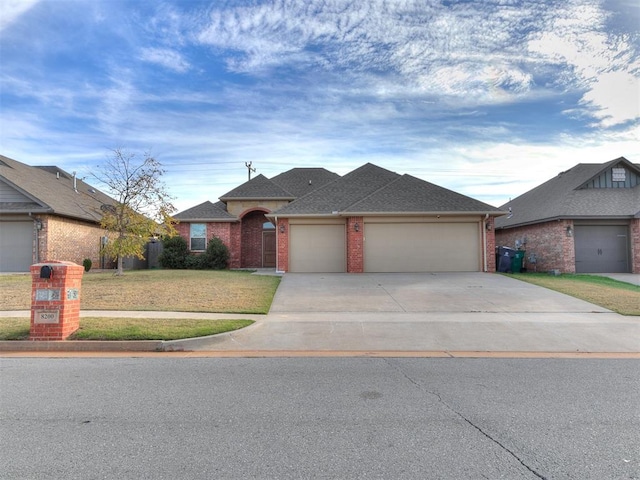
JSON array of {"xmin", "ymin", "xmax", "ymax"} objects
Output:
[
  {"xmin": 0, "ymin": 154, "xmax": 116, "ymax": 272},
  {"xmin": 175, "ymin": 163, "xmax": 504, "ymax": 273},
  {"xmin": 495, "ymin": 157, "xmax": 640, "ymax": 274}
]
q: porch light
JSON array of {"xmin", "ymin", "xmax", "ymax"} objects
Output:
[
  {"xmin": 354, "ymin": 222, "xmax": 359, "ymax": 232},
  {"xmin": 279, "ymin": 224, "xmax": 286, "ymax": 234},
  {"xmin": 485, "ymin": 222, "xmax": 491, "ymax": 231},
  {"xmin": 566, "ymin": 225, "xmax": 573, "ymax": 237}
]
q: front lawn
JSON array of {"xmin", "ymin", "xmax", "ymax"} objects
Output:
[
  {"xmin": 0, "ymin": 317, "xmax": 254, "ymax": 341},
  {"xmin": 0, "ymin": 270, "xmax": 280, "ymax": 314},
  {"xmin": 508, "ymin": 273, "xmax": 640, "ymax": 316}
]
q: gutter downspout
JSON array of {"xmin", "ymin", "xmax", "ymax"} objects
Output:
[
  {"xmin": 483, "ymin": 214, "xmax": 489, "ymax": 272},
  {"xmin": 29, "ymin": 212, "xmax": 40, "ymax": 264}
]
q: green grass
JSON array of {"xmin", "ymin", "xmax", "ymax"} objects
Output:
[
  {"xmin": 0, "ymin": 317, "xmax": 254, "ymax": 341},
  {"xmin": 508, "ymin": 273, "xmax": 640, "ymax": 316}
]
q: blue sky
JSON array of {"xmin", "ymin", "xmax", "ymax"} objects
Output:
[{"xmin": 1, "ymin": 0, "xmax": 638, "ymax": 213}]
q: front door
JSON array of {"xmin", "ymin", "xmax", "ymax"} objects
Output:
[{"xmin": 263, "ymin": 231, "xmax": 276, "ymax": 267}]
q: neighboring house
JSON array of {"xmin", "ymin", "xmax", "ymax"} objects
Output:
[
  {"xmin": 0, "ymin": 155, "xmax": 116, "ymax": 272},
  {"xmin": 175, "ymin": 163, "xmax": 504, "ymax": 273},
  {"xmin": 495, "ymin": 157, "xmax": 640, "ymax": 274}
]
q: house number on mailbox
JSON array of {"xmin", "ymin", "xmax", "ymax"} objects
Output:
[
  {"xmin": 35, "ymin": 289, "xmax": 61, "ymax": 301},
  {"xmin": 66, "ymin": 288, "xmax": 79, "ymax": 300}
]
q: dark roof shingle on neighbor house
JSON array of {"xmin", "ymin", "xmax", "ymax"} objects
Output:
[
  {"xmin": 274, "ymin": 163, "xmax": 502, "ymax": 216},
  {"xmin": 496, "ymin": 156, "xmax": 640, "ymax": 229},
  {"xmin": 0, "ymin": 154, "xmax": 115, "ymax": 222}
]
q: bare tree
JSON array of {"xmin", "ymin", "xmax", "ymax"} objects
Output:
[{"xmin": 95, "ymin": 149, "xmax": 176, "ymax": 275}]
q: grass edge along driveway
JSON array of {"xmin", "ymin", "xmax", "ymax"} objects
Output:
[{"xmin": 507, "ymin": 273, "xmax": 640, "ymax": 316}]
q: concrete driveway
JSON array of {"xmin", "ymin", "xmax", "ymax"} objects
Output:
[
  {"xmin": 269, "ymin": 272, "xmax": 611, "ymax": 313},
  {"xmin": 184, "ymin": 272, "xmax": 639, "ymax": 353}
]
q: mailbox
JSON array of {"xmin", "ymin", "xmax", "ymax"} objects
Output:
[{"xmin": 40, "ymin": 265, "xmax": 53, "ymax": 279}]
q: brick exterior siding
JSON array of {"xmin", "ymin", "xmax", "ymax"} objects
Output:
[
  {"xmin": 631, "ymin": 218, "xmax": 640, "ymax": 274},
  {"xmin": 495, "ymin": 220, "xmax": 576, "ymax": 273},
  {"xmin": 38, "ymin": 215, "xmax": 107, "ymax": 268},
  {"xmin": 485, "ymin": 216, "xmax": 497, "ymax": 273},
  {"xmin": 346, "ymin": 216, "xmax": 364, "ymax": 273},
  {"xmin": 277, "ymin": 219, "xmax": 289, "ymax": 272}
]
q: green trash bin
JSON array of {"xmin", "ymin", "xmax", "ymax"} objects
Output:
[{"xmin": 511, "ymin": 251, "xmax": 525, "ymax": 273}]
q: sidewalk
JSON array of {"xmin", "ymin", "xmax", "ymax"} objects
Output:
[{"xmin": 1, "ymin": 272, "xmax": 638, "ymax": 355}]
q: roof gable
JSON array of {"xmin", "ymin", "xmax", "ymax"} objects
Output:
[
  {"xmin": 274, "ymin": 163, "xmax": 500, "ymax": 216},
  {"xmin": 273, "ymin": 163, "xmax": 400, "ymax": 215},
  {"xmin": 270, "ymin": 168, "xmax": 340, "ymax": 198},
  {"xmin": 578, "ymin": 157, "xmax": 640, "ymax": 190},
  {"xmin": 173, "ymin": 200, "xmax": 235, "ymax": 221},
  {"xmin": 496, "ymin": 156, "xmax": 640, "ymax": 228},
  {"xmin": 347, "ymin": 174, "xmax": 501, "ymax": 213},
  {"xmin": 219, "ymin": 174, "xmax": 294, "ymax": 200}
]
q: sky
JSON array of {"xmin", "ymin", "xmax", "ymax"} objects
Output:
[{"xmin": 1, "ymin": 0, "xmax": 638, "ymax": 213}]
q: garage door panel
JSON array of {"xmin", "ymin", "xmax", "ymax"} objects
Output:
[
  {"xmin": 290, "ymin": 224, "xmax": 346, "ymax": 273},
  {"xmin": 0, "ymin": 221, "xmax": 33, "ymax": 272},
  {"xmin": 575, "ymin": 225, "xmax": 630, "ymax": 273},
  {"xmin": 365, "ymin": 222, "xmax": 479, "ymax": 272}
]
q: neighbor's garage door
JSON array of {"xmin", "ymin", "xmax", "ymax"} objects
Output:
[
  {"xmin": 0, "ymin": 221, "xmax": 33, "ymax": 272},
  {"xmin": 364, "ymin": 221, "xmax": 480, "ymax": 272},
  {"xmin": 575, "ymin": 225, "xmax": 630, "ymax": 273},
  {"xmin": 290, "ymin": 223, "xmax": 346, "ymax": 272}
]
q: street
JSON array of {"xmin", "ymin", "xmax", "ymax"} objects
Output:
[{"xmin": 1, "ymin": 358, "xmax": 638, "ymax": 479}]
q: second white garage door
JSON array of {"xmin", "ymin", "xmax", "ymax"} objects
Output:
[
  {"xmin": 289, "ymin": 223, "xmax": 346, "ymax": 273},
  {"xmin": 364, "ymin": 222, "xmax": 480, "ymax": 272}
]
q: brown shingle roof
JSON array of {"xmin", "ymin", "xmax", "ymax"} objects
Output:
[
  {"xmin": 496, "ymin": 157, "xmax": 640, "ymax": 228},
  {"xmin": 0, "ymin": 154, "xmax": 115, "ymax": 222},
  {"xmin": 274, "ymin": 163, "xmax": 502, "ymax": 216},
  {"xmin": 173, "ymin": 200, "xmax": 236, "ymax": 221}
]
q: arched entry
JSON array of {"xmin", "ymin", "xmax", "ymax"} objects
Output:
[{"xmin": 240, "ymin": 209, "xmax": 276, "ymax": 268}]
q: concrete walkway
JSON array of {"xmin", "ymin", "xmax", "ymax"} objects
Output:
[{"xmin": 2, "ymin": 272, "xmax": 638, "ymax": 354}]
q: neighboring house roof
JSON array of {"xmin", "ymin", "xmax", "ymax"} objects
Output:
[
  {"xmin": 496, "ymin": 156, "xmax": 640, "ymax": 229},
  {"xmin": 274, "ymin": 163, "xmax": 503, "ymax": 216},
  {"xmin": 0, "ymin": 154, "xmax": 115, "ymax": 223},
  {"xmin": 173, "ymin": 200, "xmax": 236, "ymax": 221}
]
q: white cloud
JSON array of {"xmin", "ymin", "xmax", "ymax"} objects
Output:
[
  {"xmin": 0, "ymin": 0, "xmax": 39, "ymax": 31},
  {"xmin": 139, "ymin": 47, "xmax": 191, "ymax": 72}
]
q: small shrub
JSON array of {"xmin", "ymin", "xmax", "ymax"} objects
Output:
[
  {"xmin": 159, "ymin": 236, "xmax": 189, "ymax": 269},
  {"xmin": 82, "ymin": 258, "xmax": 92, "ymax": 272},
  {"xmin": 185, "ymin": 253, "xmax": 204, "ymax": 270},
  {"xmin": 200, "ymin": 236, "xmax": 229, "ymax": 270}
]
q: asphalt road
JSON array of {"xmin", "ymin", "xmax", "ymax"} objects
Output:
[{"xmin": 1, "ymin": 358, "xmax": 638, "ymax": 479}]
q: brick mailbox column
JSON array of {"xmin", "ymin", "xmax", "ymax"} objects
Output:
[{"xmin": 30, "ymin": 261, "xmax": 84, "ymax": 341}]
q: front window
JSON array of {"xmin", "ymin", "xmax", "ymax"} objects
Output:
[{"xmin": 190, "ymin": 224, "xmax": 206, "ymax": 251}]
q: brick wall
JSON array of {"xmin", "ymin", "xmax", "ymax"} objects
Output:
[
  {"xmin": 38, "ymin": 215, "xmax": 105, "ymax": 268},
  {"xmin": 277, "ymin": 219, "xmax": 289, "ymax": 272},
  {"xmin": 495, "ymin": 220, "xmax": 575, "ymax": 273},
  {"xmin": 240, "ymin": 210, "xmax": 268, "ymax": 268},
  {"xmin": 29, "ymin": 261, "xmax": 83, "ymax": 340},
  {"xmin": 631, "ymin": 218, "xmax": 640, "ymax": 274},
  {"xmin": 485, "ymin": 217, "xmax": 496, "ymax": 273},
  {"xmin": 346, "ymin": 216, "xmax": 364, "ymax": 273}
]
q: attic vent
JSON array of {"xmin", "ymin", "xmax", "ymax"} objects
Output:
[{"xmin": 612, "ymin": 168, "xmax": 626, "ymax": 182}]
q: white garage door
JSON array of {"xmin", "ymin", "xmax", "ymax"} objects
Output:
[
  {"xmin": 0, "ymin": 221, "xmax": 33, "ymax": 272},
  {"xmin": 290, "ymin": 224, "xmax": 346, "ymax": 273},
  {"xmin": 364, "ymin": 222, "xmax": 480, "ymax": 272}
]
